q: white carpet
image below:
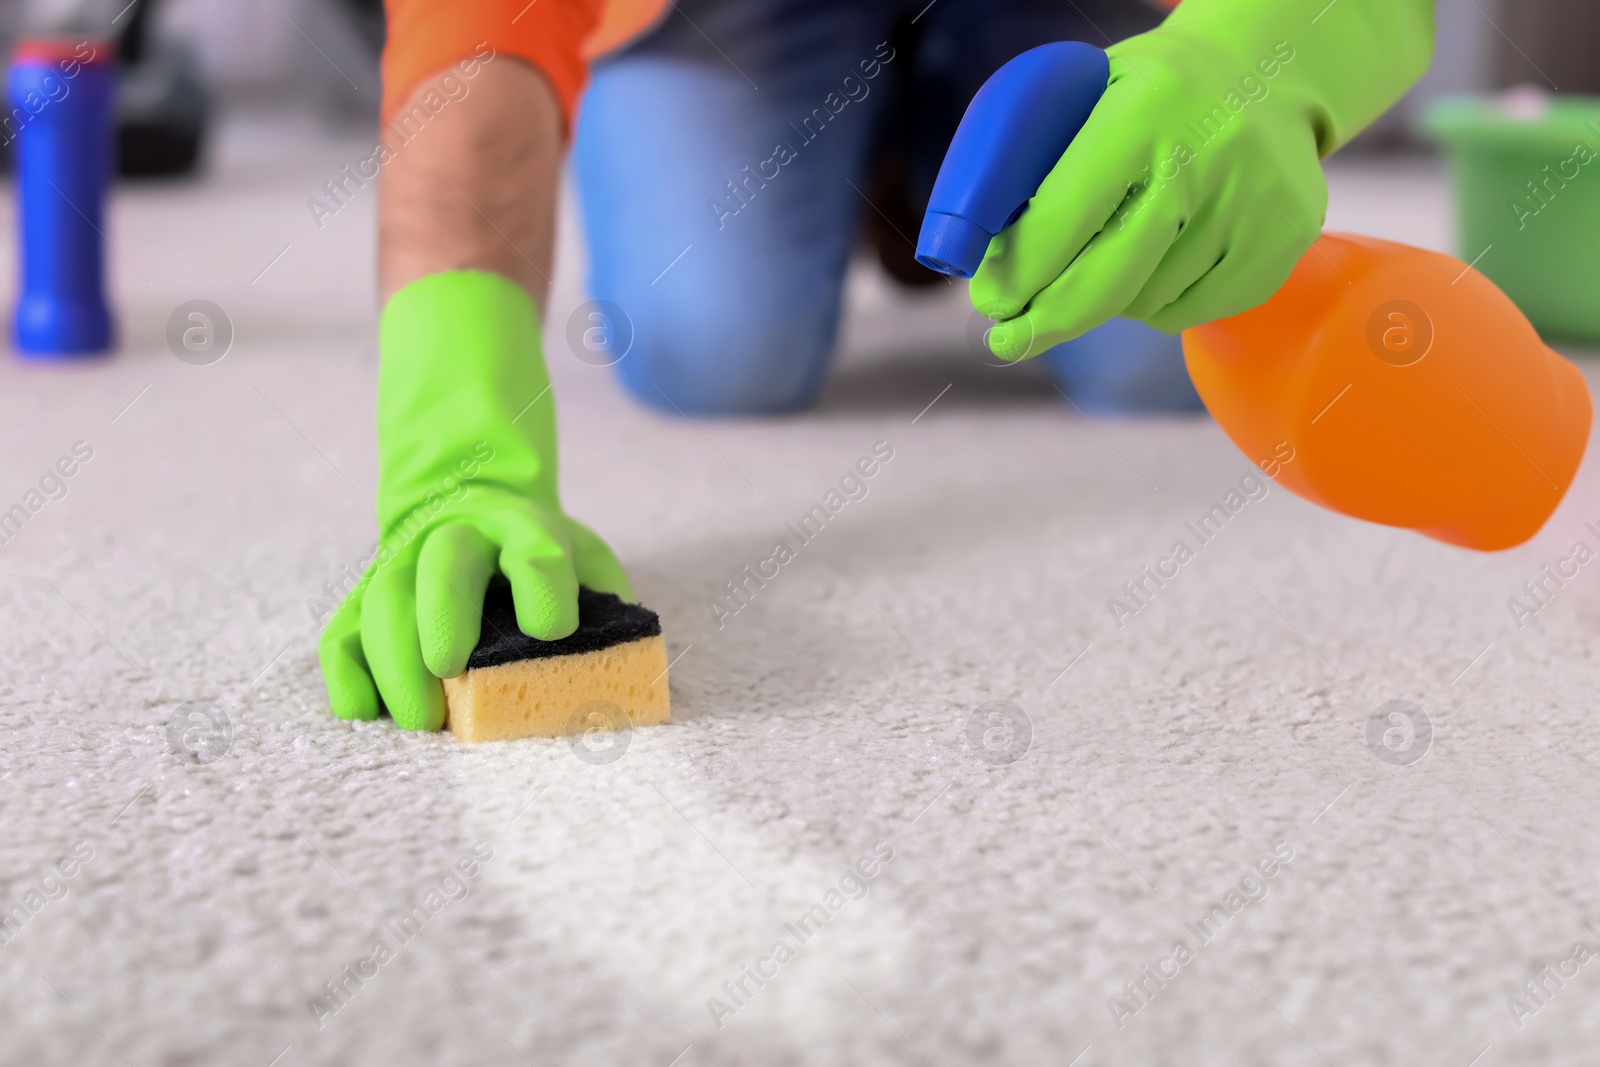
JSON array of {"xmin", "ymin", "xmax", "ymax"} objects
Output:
[{"xmin": 2, "ymin": 110, "xmax": 1599, "ymax": 1067}]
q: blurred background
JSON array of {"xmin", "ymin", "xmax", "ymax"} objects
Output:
[
  {"xmin": 0, "ymin": 0, "xmax": 1594, "ymax": 361},
  {"xmin": 2, "ymin": 0, "xmax": 1590, "ymax": 166}
]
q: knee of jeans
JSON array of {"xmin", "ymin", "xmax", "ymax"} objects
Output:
[{"xmin": 612, "ymin": 300, "xmax": 836, "ymax": 416}]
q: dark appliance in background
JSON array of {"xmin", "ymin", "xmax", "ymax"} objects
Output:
[
  {"xmin": 0, "ymin": 0, "xmax": 207, "ymax": 176},
  {"xmin": 0, "ymin": 0, "xmax": 384, "ymax": 178},
  {"xmin": 1494, "ymin": 0, "xmax": 1600, "ymax": 93}
]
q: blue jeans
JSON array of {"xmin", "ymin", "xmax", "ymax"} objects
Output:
[{"xmin": 573, "ymin": 0, "xmax": 1202, "ymax": 416}]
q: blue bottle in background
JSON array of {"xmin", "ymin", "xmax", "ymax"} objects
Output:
[{"xmin": 9, "ymin": 39, "xmax": 115, "ymax": 357}]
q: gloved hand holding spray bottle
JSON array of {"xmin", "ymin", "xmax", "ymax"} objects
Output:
[{"xmin": 918, "ymin": 0, "xmax": 1591, "ymax": 550}]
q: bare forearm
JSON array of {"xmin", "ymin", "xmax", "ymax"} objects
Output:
[{"xmin": 378, "ymin": 60, "xmax": 563, "ymax": 305}]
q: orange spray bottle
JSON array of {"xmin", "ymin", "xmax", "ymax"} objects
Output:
[{"xmin": 1182, "ymin": 233, "xmax": 1592, "ymax": 550}]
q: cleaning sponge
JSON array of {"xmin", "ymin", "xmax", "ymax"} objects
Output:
[{"xmin": 442, "ymin": 582, "xmax": 670, "ymax": 742}]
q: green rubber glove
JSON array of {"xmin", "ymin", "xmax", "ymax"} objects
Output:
[
  {"xmin": 318, "ymin": 271, "xmax": 632, "ymax": 730},
  {"xmin": 971, "ymin": 0, "xmax": 1434, "ymax": 358}
]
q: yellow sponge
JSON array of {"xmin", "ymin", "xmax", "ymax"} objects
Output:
[{"xmin": 442, "ymin": 584, "xmax": 670, "ymax": 743}]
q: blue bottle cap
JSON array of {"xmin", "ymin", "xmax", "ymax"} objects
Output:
[{"xmin": 915, "ymin": 212, "xmax": 993, "ymax": 278}]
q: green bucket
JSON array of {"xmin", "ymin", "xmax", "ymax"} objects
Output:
[{"xmin": 1422, "ymin": 91, "xmax": 1600, "ymax": 344}]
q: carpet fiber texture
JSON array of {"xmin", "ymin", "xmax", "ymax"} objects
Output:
[{"xmin": 1, "ymin": 118, "xmax": 1598, "ymax": 1067}]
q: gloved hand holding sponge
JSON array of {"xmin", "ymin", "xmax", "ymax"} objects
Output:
[
  {"xmin": 319, "ymin": 272, "xmax": 634, "ymax": 731},
  {"xmin": 923, "ymin": 0, "xmax": 1591, "ymax": 551}
]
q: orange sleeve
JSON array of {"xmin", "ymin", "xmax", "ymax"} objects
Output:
[{"xmin": 382, "ymin": 0, "xmax": 604, "ymax": 130}]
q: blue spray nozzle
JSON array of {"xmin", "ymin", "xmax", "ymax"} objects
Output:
[
  {"xmin": 915, "ymin": 41, "xmax": 1110, "ymax": 278},
  {"xmin": 915, "ymin": 212, "xmax": 994, "ymax": 278}
]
